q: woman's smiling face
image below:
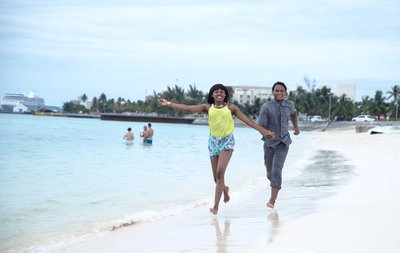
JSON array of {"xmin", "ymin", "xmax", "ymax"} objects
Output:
[{"xmin": 212, "ymin": 89, "xmax": 226, "ymax": 102}]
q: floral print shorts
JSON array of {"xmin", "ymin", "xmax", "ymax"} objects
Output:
[{"xmin": 208, "ymin": 133, "xmax": 235, "ymax": 159}]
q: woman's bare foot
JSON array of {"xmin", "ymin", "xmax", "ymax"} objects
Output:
[
  {"xmin": 267, "ymin": 202, "xmax": 274, "ymax": 208},
  {"xmin": 223, "ymin": 186, "xmax": 230, "ymax": 203},
  {"xmin": 209, "ymin": 207, "xmax": 218, "ymax": 215}
]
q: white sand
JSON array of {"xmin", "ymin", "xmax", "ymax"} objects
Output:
[
  {"xmin": 54, "ymin": 130, "xmax": 400, "ymax": 253},
  {"xmin": 250, "ymin": 130, "xmax": 400, "ymax": 253}
]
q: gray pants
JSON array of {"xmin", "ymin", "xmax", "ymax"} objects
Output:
[{"xmin": 264, "ymin": 142, "xmax": 289, "ymax": 190}]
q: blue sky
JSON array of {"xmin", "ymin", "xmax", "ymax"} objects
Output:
[{"xmin": 1, "ymin": 0, "xmax": 399, "ymax": 106}]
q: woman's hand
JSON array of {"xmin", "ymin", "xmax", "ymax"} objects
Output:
[
  {"xmin": 260, "ymin": 129, "xmax": 275, "ymax": 140},
  {"xmin": 158, "ymin": 98, "xmax": 169, "ymax": 106}
]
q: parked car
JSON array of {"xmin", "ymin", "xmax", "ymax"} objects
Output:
[
  {"xmin": 310, "ymin": 115, "xmax": 325, "ymax": 123},
  {"xmin": 334, "ymin": 115, "xmax": 346, "ymax": 121},
  {"xmin": 351, "ymin": 115, "xmax": 377, "ymax": 122}
]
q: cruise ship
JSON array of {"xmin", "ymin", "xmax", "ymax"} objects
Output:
[{"xmin": 0, "ymin": 91, "xmax": 51, "ymax": 113}]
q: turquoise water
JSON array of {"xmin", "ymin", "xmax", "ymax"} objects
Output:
[{"xmin": 0, "ymin": 113, "xmax": 349, "ymax": 252}]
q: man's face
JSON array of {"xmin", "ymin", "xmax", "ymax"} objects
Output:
[{"xmin": 272, "ymin": 85, "xmax": 286, "ymax": 101}]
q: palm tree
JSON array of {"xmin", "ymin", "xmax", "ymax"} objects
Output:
[
  {"xmin": 161, "ymin": 85, "xmax": 187, "ymax": 116},
  {"xmin": 80, "ymin": 94, "xmax": 88, "ymax": 104},
  {"xmin": 91, "ymin": 97, "xmax": 98, "ymax": 112},
  {"xmin": 311, "ymin": 86, "xmax": 332, "ymax": 118},
  {"xmin": 98, "ymin": 93, "xmax": 108, "ymax": 113},
  {"xmin": 386, "ymin": 85, "xmax": 400, "ymax": 102},
  {"xmin": 186, "ymin": 84, "xmax": 205, "ymax": 105},
  {"xmin": 288, "ymin": 86, "xmax": 311, "ymax": 116},
  {"xmin": 371, "ymin": 90, "xmax": 387, "ymax": 117},
  {"xmin": 387, "ymin": 85, "xmax": 400, "ymax": 119},
  {"xmin": 136, "ymin": 100, "xmax": 145, "ymax": 113},
  {"xmin": 357, "ymin": 95, "xmax": 372, "ymax": 115},
  {"xmin": 332, "ymin": 94, "xmax": 354, "ymax": 120}
]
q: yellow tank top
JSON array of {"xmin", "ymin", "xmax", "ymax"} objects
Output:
[{"xmin": 208, "ymin": 104, "xmax": 235, "ymax": 137}]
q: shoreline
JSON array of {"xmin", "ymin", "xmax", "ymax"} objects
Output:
[{"xmin": 2, "ymin": 112, "xmax": 399, "ymax": 130}]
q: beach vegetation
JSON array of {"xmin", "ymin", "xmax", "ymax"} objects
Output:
[
  {"xmin": 62, "ymin": 99, "xmax": 89, "ymax": 114},
  {"xmin": 61, "ymin": 82, "xmax": 400, "ymax": 120},
  {"xmin": 386, "ymin": 85, "xmax": 400, "ymax": 119}
]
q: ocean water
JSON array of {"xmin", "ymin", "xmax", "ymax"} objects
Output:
[{"xmin": 0, "ymin": 114, "xmax": 353, "ymax": 252}]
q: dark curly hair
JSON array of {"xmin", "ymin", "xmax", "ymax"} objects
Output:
[{"xmin": 207, "ymin": 84, "xmax": 229, "ymax": 104}]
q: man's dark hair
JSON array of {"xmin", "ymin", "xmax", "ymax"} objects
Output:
[{"xmin": 272, "ymin": 81, "xmax": 287, "ymax": 91}]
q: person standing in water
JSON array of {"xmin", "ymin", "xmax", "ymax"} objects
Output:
[
  {"xmin": 123, "ymin": 127, "xmax": 134, "ymax": 142},
  {"xmin": 140, "ymin": 125, "xmax": 148, "ymax": 143},
  {"xmin": 143, "ymin": 123, "xmax": 154, "ymax": 145},
  {"xmin": 159, "ymin": 84, "xmax": 275, "ymax": 215},
  {"xmin": 258, "ymin": 81, "xmax": 300, "ymax": 208}
]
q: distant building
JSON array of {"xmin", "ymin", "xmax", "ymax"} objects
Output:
[
  {"xmin": 230, "ymin": 85, "xmax": 272, "ymax": 105},
  {"xmin": 12, "ymin": 101, "xmax": 30, "ymax": 113},
  {"xmin": 0, "ymin": 91, "xmax": 61, "ymax": 113},
  {"xmin": 85, "ymin": 101, "xmax": 93, "ymax": 110},
  {"xmin": 336, "ymin": 84, "xmax": 356, "ymax": 101}
]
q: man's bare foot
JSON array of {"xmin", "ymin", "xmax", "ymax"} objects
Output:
[
  {"xmin": 209, "ymin": 207, "xmax": 218, "ymax": 215},
  {"xmin": 223, "ymin": 186, "xmax": 230, "ymax": 203},
  {"xmin": 267, "ymin": 202, "xmax": 274, "ymax": 208}
]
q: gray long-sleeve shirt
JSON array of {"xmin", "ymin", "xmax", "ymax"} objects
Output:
[{"xmin": 258, "ymin": 99, "xmax": 297, "ymax": 148}]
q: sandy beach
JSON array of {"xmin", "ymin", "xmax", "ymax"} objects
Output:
[
  {"xmin": 250, "ymin": 128, "xmax": 400, "ymax": 253},
  {"xmin": 53, "ymin": 127, "xmax": 400, "ymax": 253}
]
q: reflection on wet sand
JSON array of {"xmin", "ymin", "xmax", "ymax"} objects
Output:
[
  {"xmin": 267, "ymin": 211, "xmax": 280, "ymax": 243},
  {"xmin": 280, "ymin": 149, "xmax": 355, "ymax": 217},
  {"xmin": 206, "ymin": 149, "xmax": 353, "ymax": 252},
  {"xmin": 212, "ymin": 217, "xmax": 231, "ymax": 253}
]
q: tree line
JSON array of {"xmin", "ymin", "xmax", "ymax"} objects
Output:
[{"xmin": 63, "ymin": 81, "xmax": 400, "ymax": 121}]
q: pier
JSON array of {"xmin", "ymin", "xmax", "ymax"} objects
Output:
[{"xmin": 100, "ymin": 113, "xmax": 196, "ymax": 124}]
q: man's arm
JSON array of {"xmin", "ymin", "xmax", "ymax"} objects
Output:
[{"xmin": 290, "ymin": 113, "xmax": 300, "ymax": 135}]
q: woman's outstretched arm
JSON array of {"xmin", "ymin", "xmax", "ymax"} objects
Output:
[{"xmin": 158, "ymin": 98, "xmax": 209, "ymax": 113}]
